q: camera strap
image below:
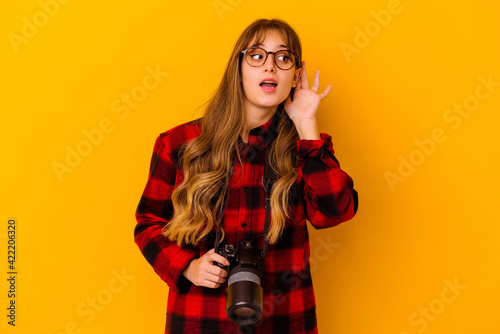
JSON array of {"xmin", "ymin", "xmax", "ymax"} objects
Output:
[
  {"xmin": 261, "ymin": 148, "xmax": 278, "ymax": 258},
  {"xmin": 213, "ymin": 166, "xmax": 233, "ymax": 254}
]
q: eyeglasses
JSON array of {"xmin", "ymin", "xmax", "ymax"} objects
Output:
[{"xmin": 241, "ymin": 46, "xmax": 298, "ymax": 70}]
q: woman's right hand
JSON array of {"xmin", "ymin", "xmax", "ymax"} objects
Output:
[{"xmin": 182, "ymin": 248, "xmax": 230, "ymax": 288}]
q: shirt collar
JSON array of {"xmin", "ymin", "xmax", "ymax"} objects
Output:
[{"xmin": 241, "ymin": 109, "xmax": 281, "ymax": 147}]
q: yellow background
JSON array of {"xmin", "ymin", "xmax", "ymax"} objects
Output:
[{"xmin": 1, "ymin": 0, "xmax": 499, "ymax": 333}]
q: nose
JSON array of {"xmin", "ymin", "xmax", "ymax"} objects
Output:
[{"xmin": 263, "ymin": 52, "xmax": 276, "ymax": 72}]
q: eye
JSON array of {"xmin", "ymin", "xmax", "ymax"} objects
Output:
[
  {"xmin": 276, "ymin": 51, "xmax": 292, "ymax": 63},
  {"xmin": 250, "ymin": 53, "xmax": 264, "ymax": 60}
]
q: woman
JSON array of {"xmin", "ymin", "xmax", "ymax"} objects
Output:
[{"xmin": 134, "ymin": 18, "xmax": 358, "ymax": 334}]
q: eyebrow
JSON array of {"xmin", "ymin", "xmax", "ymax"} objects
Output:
[{"xmin": 255, "ymin": 43, "xmax": 288, "ymax": 49}]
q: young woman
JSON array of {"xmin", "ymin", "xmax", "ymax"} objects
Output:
[{"xmin": 134, "ymin": 18, "xmax": 358, "ymax": 334}]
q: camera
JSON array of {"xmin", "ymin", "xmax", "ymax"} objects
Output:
[{"xmin": 214, "ymin": 240, "xmax": 265, "ymax": 325}]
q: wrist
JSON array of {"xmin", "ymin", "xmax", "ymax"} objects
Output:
[
  {"xmin": 182, "ymin": 258, "xmax": 195, "ymax": 280},
  {"xmin": 293, "ymin": 118, "xmax": 320, "ymax": 140}
]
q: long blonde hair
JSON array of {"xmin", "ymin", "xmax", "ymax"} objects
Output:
[{"xmin": 162, "ymin": 18, "xmax": 303, "ymax": 246}]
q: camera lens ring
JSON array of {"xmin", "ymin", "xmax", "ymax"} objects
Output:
[{"xmin": 228, "ymin": 270, "xmax": 261, "ymax": 286}]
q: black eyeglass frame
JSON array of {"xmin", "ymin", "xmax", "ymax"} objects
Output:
[{"xmin": 240, "ymin": 46, "xmax": 299, "ymax": 71}]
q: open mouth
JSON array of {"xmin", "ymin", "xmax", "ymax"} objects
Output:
[
  {"xmin": 259, "ymin": 79, "xmax": 277, "ymax": 93},
  {"xmin": 259, "ymin": 81, "xmax": 277, "ymax": 88}
]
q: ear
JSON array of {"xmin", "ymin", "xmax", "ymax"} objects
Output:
[{"xmin": 292, "ymin": 67, "xmax": 303, "ymax": 88}]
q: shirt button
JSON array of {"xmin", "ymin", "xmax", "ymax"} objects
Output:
[{"xmin": 242, "ymin": 222, "xmax": 247, "ymax": 228}]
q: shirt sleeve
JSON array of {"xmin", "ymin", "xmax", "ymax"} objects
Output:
[
  {"xmin": 134, "ymin": 134, "xmax": 198, "ymax": 293},
  {"xmin": 297, "ymin": 132, "xmax": 359, "ymax": 228}
]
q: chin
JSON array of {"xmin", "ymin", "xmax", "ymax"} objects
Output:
[
  {"xmin": 258, "ymin": 94, "xmax": 287, "ymax": 104},
  {"xmin": 258, "ymin": 100, "xmax": 282, "ymax": 109}
]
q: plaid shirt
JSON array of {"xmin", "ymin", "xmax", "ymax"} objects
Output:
[{"xmin": 134, "ymin": 111, "xmax": 358, "ymax": 334}]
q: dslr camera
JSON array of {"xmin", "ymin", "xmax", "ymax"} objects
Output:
[{"xmin": 214, "ymin": 240, "xmax": 265, "ymax": 325}]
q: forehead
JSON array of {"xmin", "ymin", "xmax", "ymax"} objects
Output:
[{"xmin": 247, "ymin": 29, "xmax": 288, "ymax": 50}]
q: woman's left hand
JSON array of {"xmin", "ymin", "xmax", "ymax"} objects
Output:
[{"xmin": 284, "ymin": 61, "xmax": 332, "ymax": 122}]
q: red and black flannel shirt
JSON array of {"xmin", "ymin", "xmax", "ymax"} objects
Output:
[{"xmin": 134, "ymin": 111, "xmax": 358, "ymax": 334}]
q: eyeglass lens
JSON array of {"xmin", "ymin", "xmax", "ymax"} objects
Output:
[{"xmin": 245, "ymin": 47, "xmax": 295, "ymax": 70}]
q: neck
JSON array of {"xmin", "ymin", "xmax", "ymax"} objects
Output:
[{"xmin": 240, "ymin": 105, "xmax": 278, "ymax": 143}]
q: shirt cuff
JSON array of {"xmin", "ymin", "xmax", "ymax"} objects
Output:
[
  {"xmin": 164, "ymin": 245, "xmax": 198, "ymax": 293},
  {"xmin": 297, "ymin": 133, "xmax": 334, "ymax": 159}
]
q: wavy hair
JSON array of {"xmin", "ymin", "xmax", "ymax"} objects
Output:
[{"xmin": 162, "ymin": 18, "xmax": 303, "ymax": 246}]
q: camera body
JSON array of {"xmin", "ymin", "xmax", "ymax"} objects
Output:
[
  {"xmin": 215, "ymin": 240, "xmax": 265, "ymax": 325},
  {"xmin": 215, "ymin": 241, "xmax": 264, "ymax": 273}
]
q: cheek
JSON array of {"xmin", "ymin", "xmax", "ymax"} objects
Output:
[{"xmin": 279, "ymin": 75, "xmax": 294, "ymax": 93}]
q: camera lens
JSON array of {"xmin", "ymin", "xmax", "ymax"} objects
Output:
[
  {"xmin": 225, "ymin": 266, "xmax": 263, "ymax": 325},
  {"xmin": 226, "ymin": 285, "xmax": 263, "ymax": 325},
  {"xmin": 230, "ymin": 303, "xmax": 262, "ymax": 325},
  {"xmin": 234, "ymin": 307, "xmax": 254, "ymax": 319}
]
